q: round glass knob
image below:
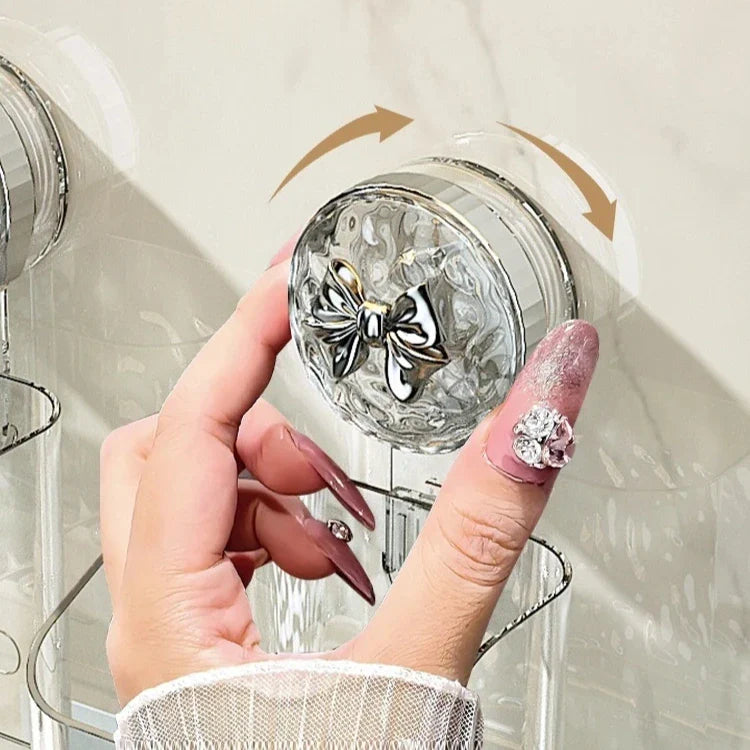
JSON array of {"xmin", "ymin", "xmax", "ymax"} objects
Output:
[
  {"xmin": 289, "ymin": 158, "xmax": 577, "ymax": 454},
  {"xmin": 0, "ymin": 56, "xmax": 67, "ymax": 286}
]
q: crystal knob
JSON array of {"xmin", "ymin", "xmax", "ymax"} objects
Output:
[
  {"xmin": 290, "ymin": 158, "xmax": 577, "ymax": 454},
  {"xmin": 0, "ymin": 56, "xmax": 67, "ymax": 287}
]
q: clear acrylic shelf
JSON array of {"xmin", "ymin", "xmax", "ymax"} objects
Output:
[{"xmin": 28, "ymin": 484, "xmax": 572, "ymax": 749}]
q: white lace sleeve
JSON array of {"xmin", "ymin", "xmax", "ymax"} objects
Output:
[{"xmin": 115, "ymin": 659, "xmax": 483, "ymax": 748}]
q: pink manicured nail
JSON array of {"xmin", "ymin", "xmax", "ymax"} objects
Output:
[
  {"xmin": 267, "ymin": 233, "xmax": 301, "ymax": 268},
  {"xmin": 303, "ymin": 518, "xmax": 375, "ymax": 605},
  {"xmin": 485, "ymin": 320, "xmax": 599, "ymax": 486},
  {"xmin": 288, "ymin": 429, "xmax": 376, "ymax": 530}
]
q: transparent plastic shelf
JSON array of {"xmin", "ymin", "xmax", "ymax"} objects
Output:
[
  {"xmin": 28, "ymin": 484, "xmax": 572, "ymax": 749},
  {"xmin": 0, "ymin": 373, "xmax": 61, "ymax": 748}
]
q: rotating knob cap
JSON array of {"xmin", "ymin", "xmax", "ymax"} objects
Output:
[{"xmin": 289, "ymin": 158, "xmax": 577, "ymax": 454}]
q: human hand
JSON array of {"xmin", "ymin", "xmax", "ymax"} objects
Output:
[{"xmin": 101, "ymin": 246, "xmax": 598, "ymax": 706}]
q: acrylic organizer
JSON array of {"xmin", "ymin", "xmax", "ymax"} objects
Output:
[
  {"xmin": 25, "ymin": 483, "xmax": 571, "ymax": 749},
  {"xmin": 251, "ymin": 487, "xmax": 572, "ymax": 749},
  {"xmin": 20, "ymin": 236, "xmax": 233, "ymax": 748},
  {"xmin": 0, "ymin": 52, "xmax": 69, "ymax": 747},
  {"xmin": 0, "ymin": 362, "xmax": 63, "ymax": 747}
]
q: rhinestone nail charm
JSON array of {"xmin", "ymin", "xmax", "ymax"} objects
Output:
[
  {"xmin": 326, "ymin": 519, "xmax": 353, "ymax": 543},
  {"xmin": 512, "ymin": 404, "xmax": 575, "ymax": 470}
]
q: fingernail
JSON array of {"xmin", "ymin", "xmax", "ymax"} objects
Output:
[
  {"xmin": 303, "ymin": 517, "xmax": 376, "ymax": 605},
  {"xmin": 289, "ymin": 429, "xmax": 376, "ymax": 530},
  {"xmin": 485, "ymin": 320, "xmax": 599, "ymax": 486},
  {"xmin": 267, "ymin": 233, "xmax": 301, "ymax": 268}
]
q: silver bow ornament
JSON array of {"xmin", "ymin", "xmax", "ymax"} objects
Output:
[{"xmin": 305, "ymin": 258, "xmax": 450, "ymax": 403}]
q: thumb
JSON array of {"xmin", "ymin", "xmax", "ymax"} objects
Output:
[{"xmin": 353, "ymin": 320, "xmax": 598, "ymax": 682}]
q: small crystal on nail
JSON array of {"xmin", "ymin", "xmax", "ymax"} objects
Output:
[
  {"xmin": 326, "ymin": 519, "xmax": 353, "ymax": 543},
  {"xmin": 512, "ymin": 404, "xmax": 575, "ymax": 469}
]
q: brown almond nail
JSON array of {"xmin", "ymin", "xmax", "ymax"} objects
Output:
[
  {"xmin": 303, "ymin": 517, "xmax": 375, "ymax": 605},
  {"xmin": 289, "ymin": 429, "xmax": 376, "ymax": 530}
]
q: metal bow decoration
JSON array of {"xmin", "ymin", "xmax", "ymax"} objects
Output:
[{"xmin": 305, "ymin": 258, "xmax": 450, "ymax": 403}]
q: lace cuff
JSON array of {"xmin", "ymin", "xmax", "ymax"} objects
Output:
[{"xmin": 115, "ymin": 658, "xmax": 482, "ymax": 748}]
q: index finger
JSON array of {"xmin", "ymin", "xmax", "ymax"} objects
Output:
[
  {"xmin": 127, "ymin": 260, "xmax": 292, "ymax": 573},
  {"xmin": 158, "ymin": 259, "xmax": 291, "ymax": 444}
]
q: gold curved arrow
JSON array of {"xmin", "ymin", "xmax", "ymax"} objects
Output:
[
  {"xmin": 271, "ymin": 106, "xmax": 413, "ymax": 199},
  {"xmin": 500, "ymin": 123, "xmax": 617, "ymax": 240}
]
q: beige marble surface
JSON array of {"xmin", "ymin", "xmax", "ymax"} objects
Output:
[{"xmin": 0, "ymin": 1, "xmax": 748, "ymax": 747}]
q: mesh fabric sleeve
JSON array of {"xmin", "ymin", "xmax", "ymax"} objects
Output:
[{"xmin": 115, "ymin": 658, "xmax": 483, "ymax": 748}]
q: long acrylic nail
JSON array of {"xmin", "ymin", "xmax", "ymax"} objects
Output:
[
  {"xmin": 289, "ymin": 429, "xmax": 376, "ymax": 530},
  {"xmin": 303, "ymin": 517, "xmax": 375, "ymax": 605},
  {"xmin": 267, "ymin": 233, "xmax": 301, "ymax": 268},
  {"xmin": 485, "ymin": 320, "xmax": 599, "ymax": 486}
]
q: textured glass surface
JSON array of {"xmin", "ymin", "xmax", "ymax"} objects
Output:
[{"xmin": 290, "ymin": 188, "xmax": 519, "ymax": 453}]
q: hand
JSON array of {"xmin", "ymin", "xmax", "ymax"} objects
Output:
[{"xmin": 101, "ymin": 247, "xmax": 598, "ymax": 706}]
